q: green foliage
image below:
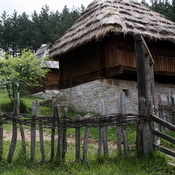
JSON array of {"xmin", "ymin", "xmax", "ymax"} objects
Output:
[
  {"xmin": 0, "ymin": 5, "xmax": 83, "ymax": 55},
  {"xmin": 0, "ymin": 50, "xmax": 49, "ymax": 101},
  {"xmin": 142, "ymin": 0, "xmax": 175, "ymax": 22}
]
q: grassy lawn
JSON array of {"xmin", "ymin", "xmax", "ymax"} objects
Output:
[{"xmin": 0, "ymin": 92, "xmax": 175, "ymax": 174}]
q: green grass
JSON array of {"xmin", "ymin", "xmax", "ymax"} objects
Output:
[
  {"xmin": 0, "ymin": 145, "xmax": 174, "ymax": 175},
  {"xmin": 0, "ymin": 92, "xmax": 175, "ymax": 174}
]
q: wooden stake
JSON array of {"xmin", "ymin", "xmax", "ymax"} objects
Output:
[
  {"xmin": 83, "ymin": 126, "xmax": 90, "ymax": 163},
  {"xmin": 98, "ymin": 99, "xmax": 108, "ymax": 157},
  {"xmin": 7, "ymin": 94, "xmax": 19, "ymax": 163},
  {"xmin": 50, "ymin": 98, "xmax": 56, "ymax": 162},
  {"xmin": 56, "ymin": 104, "xmax": 63, "ymax": 161},
  {"xmin": 37, "ymin": 100, "xmax": 45, "ymax": 163},
  {"xmin": 62, "ymin": 107, "xmax": 68, "ymax": 160},
  {"xmin": 120, "ymin": 92, "xmax": 130, "ymax": 156},
  {"xmin": 75, "ymin": 115, "xmax": 81, "ymax": 162},
  {"xmin": 31, "ymin": 101, "xmax": 37, "ymax": 162}
]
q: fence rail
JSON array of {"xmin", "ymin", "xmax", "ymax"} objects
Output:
[
  {"xmin": 0, "ymin": 92, "xmax": 150, "ymax": 163},
  {"xmin": 152, "ymin": 94, "xmax": 175, "ymax": 158},
  {"xmin": 0, "ymin": 92, "xmax": 175, "ymax": 163}
]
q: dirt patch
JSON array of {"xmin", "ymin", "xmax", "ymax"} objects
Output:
[{"xmin": 3, "ymin": 129, "xmax": 117, "ymax": 149}]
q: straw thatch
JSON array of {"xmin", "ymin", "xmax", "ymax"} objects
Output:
[{"xmin": 50, "ymin": 0, "xmax": 175, "ymax": 58}]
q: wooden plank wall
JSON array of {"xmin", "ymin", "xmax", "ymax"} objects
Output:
[
  {"xmin": 149, "ymin": 41, "xmax": 175, "ymax": 74},
  {"xmin": 58, "ymin": 34, "xmax": 175, "ymax": 89},
  {"xmin": 104, "ymin": 34, "xmax": 136, "ymax": 69},
  {"xmin": 43, "ymin": 70, "xmax": 59, "ymax": 90},
  {"xmin": 59, "ymin": 42, "xmax": 99, "ymax": 88}
]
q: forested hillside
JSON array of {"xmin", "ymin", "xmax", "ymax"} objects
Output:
[{"xmin": 0, "ymin": 5, "xmax": 84, "ymax": 56}]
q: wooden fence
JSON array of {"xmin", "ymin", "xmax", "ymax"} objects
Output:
[
  {"xmin": 152, "ymin": 94, "xmax": 175, "ymax": 157},
  {"xmin": 0, "ymin": 92, "xmax": 150, "ymax": 163}
]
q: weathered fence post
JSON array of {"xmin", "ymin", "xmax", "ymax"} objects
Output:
[
  {"xmin": 120, "ymin": 92, "xmax": 130, "ymax": 156},
  {"xmin": 62, "ymin": 107, "xmax": 68, "ymax": 160},
  {"xmin": 134, "ymin": 34, "xmax": 154, "ymax": 155},
  {"xmin": 56, "ymin": 104, "xmax": 63, "ymax": 161},
  {"xmin": 7, "ymin": 93, "xmax": 20, "ymax": 162},
  {"xmin": 82, "ymin": 123, "xmax": 90, "ymax": 163},
  {"xmin": 50, "ymin": 98, "xmax": 56, "ymax": 162},
  {"xmin": 171, "ymin": 91, "xmax": 175, "ymax": 124},
  {"xmin": 137, "ymin": 98, "xmax": 153, "ymax": 155},
  {"xmin": 98, "ymin": 99, "xmax": 108, "ymax": 157},
  {"xmin": 37, "ymin": 100, "xmax": 45, "ymax": 163},
  {"xmin": 75, "ymin": 115, "xmax": 81, "ymax": 162},
  {"xmin": 31, "ymin": 101, "xmax": 37, "ymax": 162}
]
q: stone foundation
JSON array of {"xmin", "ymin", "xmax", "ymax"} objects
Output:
[{"xmin": 55, "ymin": 79, "xmax": 174, "ymax": 114}]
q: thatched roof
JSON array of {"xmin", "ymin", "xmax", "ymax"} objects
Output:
[{"xmin": 50, "ymin": 0, "xmax": 175, "ymax": 58}]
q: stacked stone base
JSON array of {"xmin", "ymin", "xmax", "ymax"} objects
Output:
[{"xmin": 56, "ymin": 79, "xmax": 175, "ymax": 114}]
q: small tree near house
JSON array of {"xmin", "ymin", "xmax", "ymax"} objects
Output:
[{"xmin": 0, "ymin": 50, "xmax": 49, "ymax": 102}]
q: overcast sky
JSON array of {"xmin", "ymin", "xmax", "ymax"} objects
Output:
[{"xmin": 0, "ymin": 0, "xmax": 93, "ymax": 16}]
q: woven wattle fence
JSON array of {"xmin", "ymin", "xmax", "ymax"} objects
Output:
[{"xmin": 0, "ymin": 92, "xmax": 150, "ymax": 163}]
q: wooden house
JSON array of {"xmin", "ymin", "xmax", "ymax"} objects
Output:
[
  {"xmin": 49, "ymin": 0, "xmax": 175, "ymax": 113},
  {"xmin": 28, "ymin": 44, "xmax": 59, "ymax": 94}
]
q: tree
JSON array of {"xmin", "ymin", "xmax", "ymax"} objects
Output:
[
  {"xmin": 15, "ymin": 12, "xmax": 34, "ymax": 52},
  {"xmin": 0, "ymin": 5, "xmax": 83, "ymax": 56},
  {"xmin": 142, "ymin": 0, "xmax": 175, "ymax": 22},
  {"xmin": 0, "ymin": 50, "xmax": 49, "ymax": 101}
]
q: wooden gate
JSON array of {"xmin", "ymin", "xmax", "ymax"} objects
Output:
[{"xmin": 152, "ymin": 95, "xmax": 175, "ymax": 157}]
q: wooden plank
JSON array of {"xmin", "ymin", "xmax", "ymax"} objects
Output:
[
  {"xmin": 103, "ymin": 125, "xmax": 109, "ymax": 157},
  {"xmin": 98, "ymin": 124, "xmax": 103, "ymax": 156},
  {"xmin": 75, "ymin": 115, "xmax": 81, "ymax": 162},
  {"xmin": 116, "ymin": 125, "xmax": 122, "ymax": 155},
  {"xmin": 7, "ymin": 96, "xmax": 19, "ymax": 163},
  {"xmin": 19, "ymin": 121, "xmax": 26, "ymax": 157},
  {"xmin": 152, "ymin": 115, "xmax": 175, "ymax": 132},
  {"xmin": 82, "ymin": 126, "xmax": 90, "ymax": 163},
  {"xmin": 154, "ymin": 144, "xmax": 175, "ymax": 158},
  {"xmin": 37, "ymin": 100, "xmax": 45, "ymax": 164},
  {"xmin": 31, "ymin": 101, "xmax": 37, "ymax": 162},
  {"xmin": 142, "ymin": 123, "xmax": 153, "ymax": 155},
  {"xmin": 152, "ymin": 129, "xmax": 175, "ymax": 144},
  {"xmin": 158, "ymin": 96, "xmax": 164, "ymax": 131},
  {"xmin": 137, "ymin": 98, "xmax": 153, "ymax": 155},
  {"xmin": 134, "ymin": 34, "xmax": 154, "ymax": 64},
  {"xmin": 62, "ymin": 107, "xmax": 68, "ymax": 160},
  {"xmin": 134, "ymin": 35, "xmax": 147, "ymax": 100},
  {"xmin": 98, "ymin": 99, "xmax": 108, "ymax": 157},
  {"xmin": 171, "ymin": 92, "xmax": 175, "ymax": 124},
  {"xmin": 56, "ymin": 104, "xmax": 63, "ymax": 161},
  {"xmin": 50, "ymin": 99, "xmax": 56, "ymax": 162},
  {"xmin": 120, "ymin": 92, "xmax": 130, "ymax": 156},
  {"xmin": 7, "ymin": 120, "xmax": 17, "ymax": 163}
]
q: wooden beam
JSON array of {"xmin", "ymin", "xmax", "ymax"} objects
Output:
[
  {"xmin": 152, "ymin": 129, "xmax": 175, "ymax": 144},
  {"xmin": 152, "ymin": 115, "xmax": 175, "ymax": 132},
  {"xmin": 134, "ymin": 35, "xmax": 147, "ymax": 100},
  {"xmin": 134, "ymin": 34, "xmax": 154, "ymax": 64},
  {"xmin": 154, "ymin": 144, "xmax": 175, "ymax": 158}
]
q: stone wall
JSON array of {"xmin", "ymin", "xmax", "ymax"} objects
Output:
[{"xmin": 55, "ymin": 79, "xmax": 175, "ymax": 114}]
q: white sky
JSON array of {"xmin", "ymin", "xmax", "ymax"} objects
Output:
[{"xmin": 0, "ymin": 0, "xmax": 93, "ymax": 16}]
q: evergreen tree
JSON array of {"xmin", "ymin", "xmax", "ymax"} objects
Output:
[
  {"xmin": 0, "ymin": 5, "xmax": 83, "ymax": 55},
  {"xmin": 142, "ymin": 0, "xmax": 175, "ymax": 22}
]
